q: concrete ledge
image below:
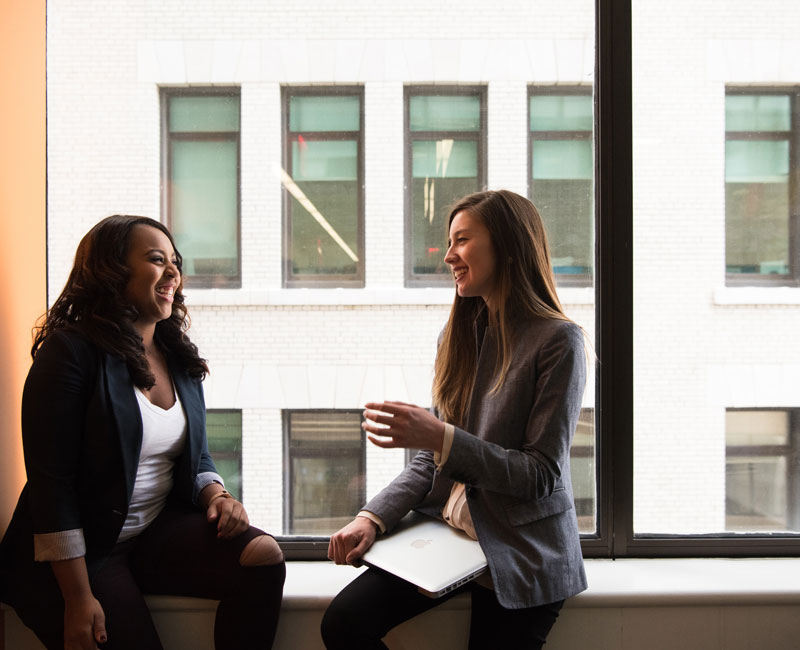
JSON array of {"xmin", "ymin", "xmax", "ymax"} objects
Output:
[{"xmin": 4, "ymin": 558, "xmax": 800, "ymax": 650}]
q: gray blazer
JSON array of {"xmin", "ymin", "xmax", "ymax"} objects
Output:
[{"xmin": 364, "ymin": 312, "xmax": 587, "ymax": 609}]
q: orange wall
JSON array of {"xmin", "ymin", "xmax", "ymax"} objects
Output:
[{"xmin": 0, "ymin": 0, "xmax": 47, "ymax": 532}]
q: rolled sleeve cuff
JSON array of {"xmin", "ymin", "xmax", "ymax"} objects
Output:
[
  {"xmin": 34, "ymin": 529, "xmax": 86, "ymax": 562},
  {"xmin": 193, "ymin": 472, "xmax": 225, "ymax": 504},
  {"xmin": 357, "ymin": 510, "xmax": 386, "ymax": 534},
  {"xmin": 433, "ymin": 423, "xmax": 455, "ymax": 470}
]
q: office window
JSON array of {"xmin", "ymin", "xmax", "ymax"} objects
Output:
[
  {"xmin": 284, "ymin": 410, "xmax": 365, "ymax": 535},
  {"xmin": 725, "ymin": 89, "xmax": 799, "ymax": 284},
  {"xmin": 283, "ymin": 88, "xmax": 364, "ymax": 287},
  {"xmin": 207, "ymin": 410, "xmax": 243, "ymax": 500},
  {"xmin": 162, "ymin": 89, "xmax": 241, "ymax": 288},
  {"xmin": 405, "ymin": 87, "xmax": 486, "ymax": 286},
  {"xmin": 529, "ymin": 87, "xmax": 593, "ymax": 285},
  {"xmin": 726, "ymin": 409, "xmax": 799, "ymax": 532}
]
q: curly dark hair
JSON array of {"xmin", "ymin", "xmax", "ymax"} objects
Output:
[{"xmin": 32, "ymin": 215, "xmax": 208, "ymax": 388}]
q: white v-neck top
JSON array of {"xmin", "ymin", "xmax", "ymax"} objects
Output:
[{"xmin": 117, "ymin": 386, "xmax": 187, "ymax": 542}]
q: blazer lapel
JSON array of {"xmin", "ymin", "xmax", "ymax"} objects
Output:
[
  {"xmin": 102, "ymin": 353, "xmax": 142, "ymax": 502},
  {"xmin": 171, "ymin": 364, "xmax": 203, "ymax": 494}
]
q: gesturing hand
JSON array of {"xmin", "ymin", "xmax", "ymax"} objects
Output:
[
  {"xmin": 362, "ymin": 401, "xmax": 445, "ymax": 453},
  {"xmin": 328, "ymin": 517, "xmax": 378, "ymax": 565}
]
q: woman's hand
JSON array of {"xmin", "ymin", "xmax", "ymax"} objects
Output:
[
  {"xmin": 363, "ymin": 401, "xmax": 446, "ymax": 453},
  {"xmin": 202, "ymin": 486, "xmax": 250, "ymax": 539},
  {"xmin": 63, "ymin": 595, "xmax": 107, "ymax": 650},
  {"xmin": 328, "ymin": 517, "xmax": 378, "ymax": 565}
]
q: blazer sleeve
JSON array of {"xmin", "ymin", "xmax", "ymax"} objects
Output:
[
  {"xmin": 21, "ymin": 330, "xmax": 97, "ymax": 560},
  {"xmin": 441, "ymin": 321, "xmax": 587, "ymax": 501}
]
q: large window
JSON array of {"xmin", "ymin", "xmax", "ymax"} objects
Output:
[
  {"xmin": 405, "ymin": 87, "xmax": 486, "ymax": 286},
  {"xmin": 284, "ymin": 410, "xmax": 365, "ymax": 535},
  {"xmin": 282, "ymin": 88, "xmax": 364, "ymax": 287},
  {"xmin": 726, "ymin": 409, "xmax": 800, "ymax": 532},
  {"xmin": 162, "ymin": 88, "xmax": 241, "ymax": 288},
  {"xmin": 206, "ymin": 410, "xmax": 243, "ymax": 500},
  {"xmin": 725, "ymin": 89, "xmax": 799, "ymax": 285},
  {"xmin": 529, "ymin": 87, "xmax": 593, "ymax": 285}
]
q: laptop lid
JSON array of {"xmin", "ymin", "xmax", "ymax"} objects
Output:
[{"xmin": 361, "ymin": 511, "xmax": 487, "ymax": 598}]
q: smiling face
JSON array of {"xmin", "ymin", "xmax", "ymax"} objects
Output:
[
  {"xmin": 445, "ymin": 210, "xmax": 498, "ymax": 304},
  {"xmin": 123, "ymin": 224, "xmax": 181, "ymax": 337}
]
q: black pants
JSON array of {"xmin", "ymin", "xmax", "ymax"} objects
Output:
[
  {"xmin": 27, "ymin": 506, "xmax": 285, "ymax": 650},
  {"xmin": 321, "ymin": 568, "xmax": 564, "ymax": 650}
]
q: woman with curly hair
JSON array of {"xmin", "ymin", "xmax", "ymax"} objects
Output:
[{"xmin": 0, "ymin": 215, "xmax": 284, "ymax": 650}]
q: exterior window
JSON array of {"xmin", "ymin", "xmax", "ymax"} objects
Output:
[
  {"xmin": 571, "ymin": 408, "xmax": 596, "ymax": 534},
  {"xmin": 282, "ymin": 88, "xmax": 364, "ymax": 287},
  {"xmin": 726, "ymin": 409, "xmax": 800, "ymax": 532},
  {"xmin": 529, "ymin": 87, "xmax": 593, "ymax": 285},
  {"xmin": 405, "ymin": 87, "xmax": 486, "ymax": 286},
  {"xmin": 725, "ymin": 89, "xmax": 799, "ymax": 284},
  {"xmin": 162, "ymin": 89, "xmax": 241, "ymax": 288},
  {"xmin": 284, "ymin": 410, "xmax": 365, "ymax": 535},
  {"xmin": 206, "ymin": 410, "xmax": 243, "ymax": 500}
]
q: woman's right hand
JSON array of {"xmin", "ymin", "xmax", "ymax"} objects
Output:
[
  {"xmin": 63, "ymin": 595, "xmax": 107, "ymax": 649},
  {"xmin": 63, "ymin": 595, "xmax": 107, "ymax": 650},
  {"xmin": 328, "ymin": 517, "xmax": 378, "ymax": 565}
]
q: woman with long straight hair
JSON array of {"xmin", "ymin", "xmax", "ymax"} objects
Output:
[
  {"xmin": 322, "ymin": 190, "xmax": 587, "ymax": 649},
  {"xmin": 0, "ymin": 215, "xmax": 285, "ymax": 650}
]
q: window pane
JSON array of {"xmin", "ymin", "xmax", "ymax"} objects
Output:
[
  {"xmin": 169, "ymin": 95, "xmax": 240, "ymax": 132},
  {"xmin": 532, "ymin": 140, "xmax": 592, "ymax": 180},
  {"xmin": 287, "ymin": 411, "xmax": 364, "ymax": 535},
  {"xmin": 206, "ymin": 411, "xmax": 242, "ymax": 500},
  {"xmin": 410, "ymin": 140, "xmax": 480, "ymax": 276},
  {"xmin": 412, "ymin": 140, "xmax": 477, "ymax": 178},
  {"xmin": 571, "ymin": 409, "xmax": 596, "ymax": 533},
  {"xmin": 529, "ymin": 92, "xmax": 594, "ymax": 281},
  {"xmin": 291, "ymin": 141, "xmax": 358, "ymax": 181},
  {"xmin": 725, "ymin": 95, "xmax": 791, "ymax": 132},
  {"xmin": 285, "ymin": 91, "xmax": 362, "ymax": 284},
  {"xmin": 725, "ymin": 410, "xmax": 796, "ymax": 532},
  {"xmin": 289, "ymin": 96, "xmax": 360, "ymax": 132},
  {"xmin": 530, "ymin": 95, "xmax": 593, "ymax": 131},
  {"xmin": 533, "ymin": 178, "xmax": 593, "ymax": 274},
  {"xmin": 633, "ymin": 2, "xmax": 800, "ymax": 537},
  {"xmin": 170, "ymin": 139, "xmax": 238, "ymax": 277},
  {"xmin": 409, "ymin": 96, "xmax": 481, "ymax": 131}
]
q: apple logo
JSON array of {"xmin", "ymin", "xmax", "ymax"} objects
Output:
[{"xmin": 411, "ymin": 539, "xmax": 432, "ymax": 549}]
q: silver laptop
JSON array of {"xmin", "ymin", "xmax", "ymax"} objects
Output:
[{"xmin": 361, "ymin": 511, "xmax": 487, "ymax": 598}]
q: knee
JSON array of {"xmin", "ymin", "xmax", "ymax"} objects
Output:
[
  {"xmin": 240, "ymin": 535, "xmax": 284, "ymax": 567},
  {"xmin": 320, "ymin": 596, "xmax": 361, "ymax": 649}
]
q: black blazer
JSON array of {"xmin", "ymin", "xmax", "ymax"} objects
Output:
[{"xmin": 0, "ymin": 327, "xmax": 216, "ymax": 610}]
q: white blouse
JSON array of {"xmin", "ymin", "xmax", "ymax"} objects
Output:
[{"xmin": 117, "ymin": 386, "xmax": 187, "ymax": 542}]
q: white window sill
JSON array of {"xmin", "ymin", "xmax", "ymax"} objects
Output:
[
  {"xmin": 139, "ymin": 557, "xmax": 800, "ymax": 612},
  {"xmin": 183, "ymin": 286, "xmax": 595, "ymax": 307},
  {"xmin": 714, "ymin": 286, "xmax": 800, "ymax": 305}
]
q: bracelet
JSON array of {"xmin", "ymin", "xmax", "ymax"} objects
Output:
[{"xmin": 206, "ymin": 490, "xmax": 233, "ymax": 508}]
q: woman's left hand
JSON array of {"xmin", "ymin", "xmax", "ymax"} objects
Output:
[
  {"xmin": 205, "ymin": 493, "xmax": 250, "ymax": 539},
  {"xmin": 363, "ymin": 401, "xmax": 445, "ymax": 453}
]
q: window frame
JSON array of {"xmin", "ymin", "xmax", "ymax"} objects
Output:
[
  {"xmin": 725, "ymin": 87, "xmax": 800, "ymax": 287},
  {"xmin": 160, "ymin": 86, "xmax": 242, "ymax": 289},
  {"xmin": 281, "ymin": 86, "xmax": 366, "ymax": 288},
  {"xmin": 403, "ymin": 85, "xmax": 487, "ymax": 288},
  {"xmin": 527, "ymin": 84, "xmax": 594, "ymax": 288}
]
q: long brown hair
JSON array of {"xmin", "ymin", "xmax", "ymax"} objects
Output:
[
  {"xmin": 32, "ymin": 215, "xmax": 208, "ymax": 387},
  {"xmin": 432, "ymin": 190, "xmax": 569, "ymax": 426}
]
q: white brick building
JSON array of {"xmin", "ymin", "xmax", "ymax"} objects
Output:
[{"xmin": 45, "ymin": 0, "xmax": 800, "ymax": 536}]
